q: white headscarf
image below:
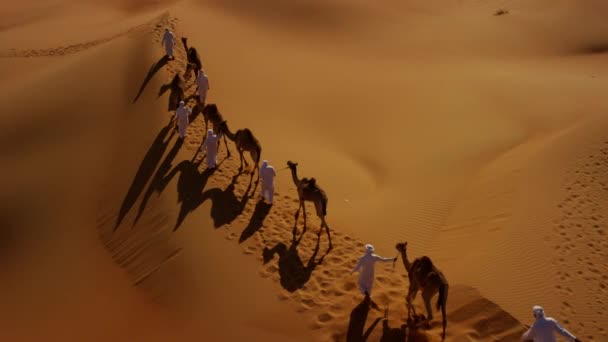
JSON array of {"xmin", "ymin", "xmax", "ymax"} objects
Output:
[
  {"xmin": 533, "ymin": 305, "xmax": 545, "ymax": 319},
  {"xmin": 365, "ymin": 244, "xmax": 374, "ymax": 254},
  {"xmin": 207, "ymin": 129, "xmax": 214, "ymax": 138},
  {"xmin": 178, "ymin": 101, "xmax": 185, "ymax": 108},
  {"xmin": 261, "ymin": 160, "xmax": 269, "ymax": 169}
]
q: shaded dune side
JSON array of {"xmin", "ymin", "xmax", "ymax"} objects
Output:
[{"xmin": 0, "ymin": 13, "xmax": 188, "ymax": 342}]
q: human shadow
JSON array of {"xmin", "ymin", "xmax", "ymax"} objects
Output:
[
  {"xmin": 239, "ymin": 200, "xmax": 272, "ymax": 243},
  {"xmin": 346, "ymin": 296, "xmax": 382, "ymax": 342},
  {"xmin": 262, "ymin": 233, "xmax": 328, "ymax": 292},
  {"xmin": 201, "ymin": 173, "xmax": 253, "ymax": 229},
  {"xmin": 171, "ymin": 160, "xmax": 216, "ymax": 231},
  {"xmin": 133, "ymin": 55, "xmax": 168, "ymax": 103},
  {"xmin": 133, "ymin": 137, "xmax": 184, "ymax": 225},
  {"xmin": 115, "ymin": 118, "xmax": 175, "ymax": 230}
]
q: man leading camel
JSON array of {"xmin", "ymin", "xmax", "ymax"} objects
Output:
[
  {"xmin": 175, "ymin": 101, "xmax": 191, "ymax": 140},
  {"xmin": 522, "ymin": 306, "xmax": 581, "ymax": 342},
  {"xmin": 161, "ymin": 28, "xmax": 175, "ymax": 60},
  {"xmin": 200, "ymin": 129, "xmax": 222, "ymax": 170},
  {"xmin": 351, "ymin": 244, "xmax": 396, "ymax": 306},
  {"xmin": 196, "ymin": 68, "xmax": 210, "ymax": 106},
  {"xmin": 260, "ymin": 160, "xmax": 276, "ymax": 204}
]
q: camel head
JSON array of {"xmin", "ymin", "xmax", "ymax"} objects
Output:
[
  {"xmin": 287, "ymin": 161, "xmax": 298, "ymax": 170},
  {"xmin": 396, "ymin": 241, "xmax": 408, "ymax": 253}
]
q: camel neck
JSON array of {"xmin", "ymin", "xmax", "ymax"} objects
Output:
[
  {"xmin": 401, "ymin": 250, "xmax": 411, "ymax": 272},
  {"xmin": 222, "ymin": 124, "xmax": 236, "ymax": 140},
  {"xmin": 290, "ymin": 168, "xmax": 300, "ymax": 187}
]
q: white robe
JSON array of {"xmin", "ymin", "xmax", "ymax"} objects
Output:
[
  {"xmin": 196, "ymin": 72, "xmax": 209, "ymax": 104},
  {"xmin": 522, "ymin": 316, "xmax": 577, "ymax": 342},
  {"xmin": 162, "ymin": 31, "xmax": 175, "ymax": 57},
  {"xmin": 201, "ymin": 129, "xmax": 222, "ymax": 169},
  {"xmin": 175, "ymin": 104, "xmax": 191, "ymax": 139},
  {"xmin": 352, "ymin": 251, "xmax": 393, "ymax": 295},
  {"xmin": 260, "ymin": 160, "xmax": 276, "ymax": 203}
]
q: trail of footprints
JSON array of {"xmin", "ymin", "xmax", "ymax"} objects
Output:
[
  {"xmin": 151, "ymin": 17, "xmax": 425, "ymax": 340},
  {"xmin": 553, "ymin": 142, "xmax": 608, "ymax": 341}
]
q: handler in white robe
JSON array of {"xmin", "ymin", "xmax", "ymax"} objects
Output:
[
  {"xmin": 175, "ymin": 101, "xmax": 191, "ymax": 139},
  {"xmin": 351, "ymin": 244, "xmax": 396, "ymax": 296},
  {"xmin": 522, "ymin": 306, "xmax": 579, "ymax": 342},
  {"xmin": 260, "ymin": 160, "xmax": 276, "ymax": 204},
  {"xmin": 162, "ymin": 28, "xmax": 175, "ymax": 59},
  {"xmin": 201, "ymin": 129, "xmax": 222, "ymax": 169},
  {"xmin": 195, "ymin": 69, "xmax": 210, "ymax": 105}
]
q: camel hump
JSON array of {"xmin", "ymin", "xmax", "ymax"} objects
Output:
[
  {"xmin": 309, "ymin": 178, "xmax": 317, "ymax": 187},
  {"xmin": 419, "ymin": 256, "xmax": 433, "ymax": 267},
  {"xmin": 304, "ymin": 178, "xmax": 321, "ymax": 192}
]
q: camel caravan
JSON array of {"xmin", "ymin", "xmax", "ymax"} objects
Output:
[{"xmin": 158, "ymin": 29, "xmax": 581, "ymax": 342}]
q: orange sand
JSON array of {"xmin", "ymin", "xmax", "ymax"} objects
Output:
[{"xmin": 1, "ymin": 0, "xmax": 607, "ymax": 341}]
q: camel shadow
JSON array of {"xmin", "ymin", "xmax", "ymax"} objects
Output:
[
  {"xmin": 347, "ymin": 303, "xmax": 429, "ymax": 342},
  {"xmin": 133, "ymin": 137, "xmax": 184, "ymax": 225},
  {"xmin": 346, "ymin": 296, "xmax": 382, "ymax": 342},
  {"xmin": 239, "ymin": 200, "xmax": 272, "ymax": 243},
  {"xmin": 158, "ymin": 75, "xmax": 184, "ymax": 111},
  {"xmin": 189, "ymin": 102, "xmax": 203, "ymax": 125},
  {"xmin": 172, "ymin": 160, "xmax": 216, "ymax": 231},
  {"xmin": 115, "ymin": 118, "xmax": 175, "ymax": 230},
  {"xmin": 380, "ymin": 319, "xmax": 407, "ymax": 342},
  {"xmin": 262, "ymin": 233, "xmax": 328, "ymax": 292},
  {"xmin": 133, "ymin": 55, "xmax": 168, "ymax": 103},
  {"xmin": 202, "ymin": 173, "xmax": 253, "ymax": 229}
]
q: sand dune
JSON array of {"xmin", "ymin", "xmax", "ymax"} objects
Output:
[{"xmin": 1, "ymin": 0, "xmax": 607, "ymax": 341}]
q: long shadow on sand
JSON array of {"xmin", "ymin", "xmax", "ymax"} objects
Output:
[
  {"xmin": 133, "ymin": 55, "xmax": 169, "ymax": 104},
  {"xmin": 262, "ymin": 233, "xmax": 328, "ymax": 292},
  {"xmin": 380, "ymin": 319, "xmax": 407, "ymax": 342},
  {"xmin": 115, "ymin": 118, "xmax": 175, "ymax": 230},
  {"xmin": 170, "ymin": 160, "xmax": 216, "ymax": 231},
  {"xmin": 133, "ymin": 137, "xmax": 184, "ymax": 225},
  {"xmin": 346, "ymin": 296, "xmax": 382, "ymax": 342},
  {"xmin": 200, "ymin": 172, "xmax": 253, "ymax": 229},
  {"xmin": 347, "ymin": 299, "xmax": 429, "ymax": 342},
  {"xmin": 158, "ymin": 74, "xmax": 184, "ymax": 111},
  {"xmin": 239, "ymin": 200, "xmax": 272, "ymax": 243}
]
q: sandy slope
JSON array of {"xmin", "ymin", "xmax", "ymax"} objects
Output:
[{"xmin": 1, "ymin": 0, "xmax": 607, "ymax": 341}]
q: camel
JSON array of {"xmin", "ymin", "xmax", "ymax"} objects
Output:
[
  {"xmin": 159, "ymin": 73, "xmax": 185, "ymax": 111},
  {"xmin": 218, "ymin": 120, "xmax": 261, "ymax": 179},
  {"xmin": 198, "ymin": 103, "xmax": 230, "ymax": 156},
  {"xmin": 181, "ymin": 37, "xmax": 202, "ymax": 81},
  {"xmin": 286, "ymin": 161, "xmax": 332, "ymax": 249},
  {"xmin": 395, "ymin": 241, "xmax": 449, "ymax": 340}
]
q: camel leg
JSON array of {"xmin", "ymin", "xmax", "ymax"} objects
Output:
[
  {"xmin": 292, "ymin": 200, "xmax": 303, "ymax": 238},
  {"xmin": 238, "ymin": 149, "xmax": 244, "ymax": 171},
  {"xmin": 322, "ymin": 217, "xmax": 332, "ymax": 250},
  {"xmin": 223, "ymin": 135, "xmax": 231, "ymax": 158},
  {"xmin": 302, "ymin": 201, "xmax": 307, "ymax": 233},
  {"xmin": 421, "ymin": 287, "xmax": 437, "ymax": 323},
  {"xmin": 441, "ymin": 303, "xmax": 447, "ymax": 340},
  {"xmin": 406, "ymin": 284, "xmax": 419, "ymax": 319},
  {"xmin": 243, "ymin": 151, "xmax": 250, "ymax": 167}
]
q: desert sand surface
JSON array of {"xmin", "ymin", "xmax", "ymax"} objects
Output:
[{"xmin": 1, "ymin": 0, "xmax": 607, "ymax": 341}]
